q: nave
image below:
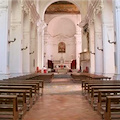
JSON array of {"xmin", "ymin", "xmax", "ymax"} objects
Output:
[{"xmin": 23, "ymin": 77, "xmax": 101, "ymax": 120}]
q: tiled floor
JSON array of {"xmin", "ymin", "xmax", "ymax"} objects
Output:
[{"xmin": 23, "ymin": 77, "xmax": 102, "ymax": 120}]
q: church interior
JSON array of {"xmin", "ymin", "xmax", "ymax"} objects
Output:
[{"xmin": 0, "ymin": 0, "xmax": 120, "ymax": 120}]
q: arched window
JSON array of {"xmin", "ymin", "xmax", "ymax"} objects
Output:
[{"xmin": 58, "ymin": 42, "xmax": 66, "ymax": 53}]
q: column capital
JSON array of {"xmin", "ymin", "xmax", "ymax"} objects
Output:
[
  {"xmin": 89, "ymin": 18, "xmax": 94, "ymax": 25},
  {"xmin": 94, "ymin": 5, "xmax": 102, "ymax": 15},
  {"xmin": 74, "ymin": 33, "xmax": 81, "ymax": 38},
  {"xmin": 115, "ymin": 0, "xmax": 120, "ymax": 8},
  {"xmin": 37, "ymin": 20, "xmax": 47, "ymax": 33}
]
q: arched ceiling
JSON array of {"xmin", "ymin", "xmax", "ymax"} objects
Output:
[
  {"xmin": 39, "ymin": 0, "xmax": 87, "ymax": 20},
  {"xmin": 47, "ymin": 17, "xmax": 76, "ymax": 37},
  {"xmin": 45, "ymin": 1, "xmax": 80, "ymax": 14}
]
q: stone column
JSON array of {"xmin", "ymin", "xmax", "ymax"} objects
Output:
[
  {"xmin": 22, "ymin": 10, "xmax": 31, "ymax": 75},
  {"xmin": 37, "ymin": 20, "xmax": 46, "ymax": 70},
  {"xmin": 0, "ymin": 0, "xmax": 10, "ymax": 79},
  {"xmin": 44, "ymin": 30, "xmax": 49, "ymax": 68},
  {"xmin": 30, "ymin": 23, "xmax": 37, "ymax": 73},
  {"xmin": 74, "ymin": 33, "xmax": 82, "ymax": 70},
  {"xmin": 9, "ymin": 1, "xmax": 23, "ymax": 77},
  {"xmin": 89, "ymin": 19, "xmax": 95, "ymax": 74},
  {"xmin": 94, "ymin": 10, "xmax": 103, "ymax": 75},
  {"xmin": 114, "ymin": 0, "xmax": 120, "ymax": 79},
  {"xmin": 102, "ymin": 0, "xmax": 115, "ymax": 77}
]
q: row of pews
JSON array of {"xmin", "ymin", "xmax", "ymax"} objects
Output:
[
  {"xmin": 71, "ymin": 73, "xmax": 111, "ymax": 82},
  {"xmin": 0, "ymin": 73, "xmax": 45, "ymax": 120},
  {"xmin": 80, "ymin": 74, "xmax": 120, "ymax": 120},
  {"xmin": 8, "ymin": 73, "xmax": 54, "ymax": 83}
]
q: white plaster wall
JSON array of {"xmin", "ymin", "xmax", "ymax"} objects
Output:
[{"xmin": 44, "ymin": 14, "xmax": 81, "ymax": 68}]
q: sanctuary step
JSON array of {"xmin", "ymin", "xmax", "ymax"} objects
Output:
[{"xmin": 53, "ymin": 73, "xmax": 72, "ymax": 79}]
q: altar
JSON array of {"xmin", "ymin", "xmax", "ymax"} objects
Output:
[
  {"xmin": 56, "ymin": 64, "xmax": 68, "ymax": 73},
  {"xmin": 53, "ymin": 60, "xmax": 71, "ymax": 73}
]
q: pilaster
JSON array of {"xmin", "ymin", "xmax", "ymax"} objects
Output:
[
  {"xmin": 94, "ymin": 8, "xmax": 103, "ymax": 75},
  {"xmin": 89, "ymin": 19, "xmax": 95, "ymax": 74},
  {"xmin": 9, "ymin": 1, "xmax": 23, "ymax": 77},
  {"xmin": 37, "ymin": 20, "xmax": 47, "ymax": 69},
  {"xmin": 74, "ymin": 33, "xmax": 82, "ymax": 70},
  {"xmin": 22, "ymin": 9, "xmax": 31, "ymax": 74},
  {"xmin": 114, "ymin": 0, "xmax": 120, "ymax": 79},
  {"xmin": 30, "ymin": 23, "xmax": 37, "ymax": 72},
  {"xmin": 0, "ymin": 0, "xmax": 10, "ymax": 79}
]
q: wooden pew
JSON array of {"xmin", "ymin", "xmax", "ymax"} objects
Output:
[
  {"xmin": 0, "ymin": 81, "xmax": 39, "ymax": 96},
  {"xmin": 71, "ymin": 73, "xmax": 89, "ymax": 82},
  {"xmin": 0, "ymin": 83, "xmax": 37, "ymax": 101},
  {"xmin": 82, "ymin": 80, "xmax": 120, "ymax": 95},
  {"xmin": 71, "ymin": 73, "xmax": 111, "ymax": 82},
  {"xmin": 4, "ymin": 79, "xmax": 44, "ymax": 95},
  {"xmin": 82, "ymin": 78, "xmax": 112, "ymax": 92},
  {"xmin": 97, "ymin": 89, "xmax": 120, "ymax": 115},
  {"xmin": 0, "ymin": 95, "xmax": 18, "ymax": 120},
  {"xmin": 26, "ymin": 73, "xmax": 54, "ymax": 83},
  {"xmin": 82, "ymin": 80, "xmax": 104, "ymax": 94},
  {"xmin": 104, "ymin": 95, "xmax": 120, "ymax": 120},
  {"xmin": 89, "ymin": 75, "xmax": 111, "ymax": 80},
  {"xmin": 90, "ymin": 86, "xmax": 120, "ymax": 108},
  {"xmin": 0, "ymin": 89, "xmax": 27, "ymax": 118},
  {"xmin": 0, "ymin": 86, "xmax": 33, "ymax": 108},
  {"xmin": 25, "ymin": 80, "xmax": 44, "ymax": 95}
]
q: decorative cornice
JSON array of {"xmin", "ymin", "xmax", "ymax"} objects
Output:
[
  {"xmin": 23, "ymin": 0, "xmax": 40, "ymax": 24},
  {"xmin": 78, "ymin": 0, "xmax": 101, "ymax": 28},
  {"xmin": 37, "ymin": 20, "xmax": 47, "ymax": 33}
]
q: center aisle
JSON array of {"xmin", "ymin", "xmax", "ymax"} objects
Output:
[{"xmin": 23, "ymin": 77, "xmax": 102, "ymax": 120}]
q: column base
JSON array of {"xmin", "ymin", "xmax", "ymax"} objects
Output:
[
  {"xmin": 9, "ymin": 72, "xmax": 31, "ymax": 78},
  {"xmin": 113, "ymin": 74, "xmax": 120, "ymax": 80},
  {"xmin": 94, "ymin": 72, "xmax": 103, "ymax": 75},
  {"xmin": 102, "ymin": 73, "xmax": 114, "ymax": 79},
  {"xmin": 0, "ymin": 74, "xmax": 10, "ymax": 80}
]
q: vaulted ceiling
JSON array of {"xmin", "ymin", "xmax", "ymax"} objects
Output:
[{"xmin": 45, "ymin": 1, "xmax": 80, "ymax": 14}]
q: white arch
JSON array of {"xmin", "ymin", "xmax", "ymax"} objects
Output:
[
  {"xmin": 41, "ymin": 0, "xmax": 81, "ymax": 20},
  {"xmin": 47, "ymin": 16, "xmax": 77, "ymax": 36}
]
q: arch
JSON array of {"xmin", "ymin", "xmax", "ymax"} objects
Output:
[
  {"xmin": 47, "ymin": 16, "xmax": 76, "ymax": 37},
  {"xmin": 41, "ymin": 0, "xmax": 81, "ymax": 20}
]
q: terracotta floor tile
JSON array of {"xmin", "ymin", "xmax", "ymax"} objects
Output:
[{"xmin": 23, "ymin": 77, "xmax": 102, "ymax": 120}]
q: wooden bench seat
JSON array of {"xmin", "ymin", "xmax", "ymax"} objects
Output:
[
  {"xmin": 82, "ymin": 80, "xmax": 120, "ymax": 96},
  {"xmin": 71, "ymin": 73, "xmax": 111, "ymax": 82},
  {"xmin": 0, "ymin": 86, "xmax": 33, "ymax": 108},
  {"xmin": 82, "ymin": 80, "xmax": 119, "ymax": 94},
  {"xmin": 0, "ymin": 74, "xmax": 45, "ymax": 119},
  {"xmin": 90, "ymin": 86, "xmax": 120, "ymax": 108},
  {"xmin": 0, "ymin": 95, "xmax": 18, "ymax": 120},
  {"xmin": 27, "ymin": 73, "xmax": 54, "ymax": 83},
  {"xmin": 0, "ymin": 89, "xmax": 28, "ymax": 118},
  {"xmin": 71, "ymin": 73, "xmax": 88, "ymax": 82},
  {"xmin": 0, "ymin": 81, "xmax": 39, "ymax": 97},
  {"xmin": 0, "ymin": 82, "xmax": 38, "ymax": 100},
  {"xmin": 97, "ymin": 89, "xmax": 120, "ymax": 116},
  {"xmin": 3, "ymin": 79, "xmax": 44, "ymax": 95},
  {"xmin": 104, "ymin": 95, "xmax": 120, "ymax": 120}
]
